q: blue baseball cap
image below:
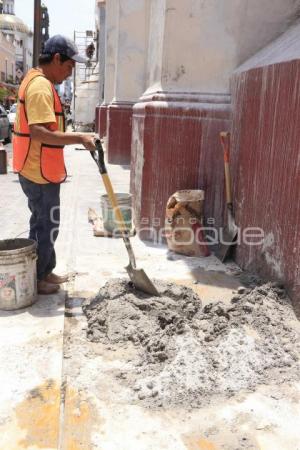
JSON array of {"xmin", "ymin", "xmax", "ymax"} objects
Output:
[{"xmin": 42, "ymin": 35, "xmax": 86, "ymax": 63}]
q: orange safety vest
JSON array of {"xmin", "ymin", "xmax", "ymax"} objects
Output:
[{"xmin": 13, "ymin": 69, "xmax": 67, "ymax": 184}]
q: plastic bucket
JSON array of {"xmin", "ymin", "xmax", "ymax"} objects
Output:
[
  {"xmin": 100, "ymin": 193, "xmax": 132, "ymax": 233},
  {"xmin": 0, "ymin": 239, "xmax": 37, "ymax": 311}
]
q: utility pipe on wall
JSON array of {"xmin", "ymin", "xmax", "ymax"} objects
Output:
[{"xmin": 33, "ymin": 0, "xmax": 41, "ymax": 67}]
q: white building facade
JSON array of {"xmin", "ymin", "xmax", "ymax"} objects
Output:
[
  {"xmin": 0, "ymin": 30, "xmax": 15, "ymax": 82},
  {"xmin": 0, "ymin": 0, "xmax": 33, "ymax": 81}
]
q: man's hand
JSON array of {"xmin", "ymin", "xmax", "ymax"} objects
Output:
[
  {"xmin": 29, "ymin": 124, "xmax": 98, "ymax": 150},
  {"xmin": 81, "ymin": 133, "xmax": 97, "ymax": 151}
]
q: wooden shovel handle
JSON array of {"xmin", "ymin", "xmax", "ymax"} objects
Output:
[
  {"xmin": 91, "ymin": 141, "xmax": 136, "ymax": 267},
  {"xmin": 101, "ymin": 173, "xmax": 137, "ymax": 267},
  {"xmin": 220, "ymin": 132, "xmax": 233, "ymax": 207},
  {"xmin": 101, "ymin": 173, "xmax": 128, "ymax": 232}
]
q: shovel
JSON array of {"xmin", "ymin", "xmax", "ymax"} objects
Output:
[
  {"xmin": 216, "ymin": 131, "xmax": 238, "ymax": 262},
  {"xmin": 90, "ymin": 139, "xmax": 159, "ymax": 296}
]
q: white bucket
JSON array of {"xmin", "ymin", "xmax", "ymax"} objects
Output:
[
  {"xmin": 100, "ymin": 193, "xmax": 132, "ymax": 233},
  {"xmin": 0, "ymin": 239, "xmax": 37, "ymax": 311}
]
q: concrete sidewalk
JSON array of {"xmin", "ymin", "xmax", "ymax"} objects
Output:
[
  {"xmin": 0, "ymin": 143, "xmax": 65, "ymax": 448},
  {"xmin": 0, "ymin": 143, "xmax": 299, "ymax": 450}
]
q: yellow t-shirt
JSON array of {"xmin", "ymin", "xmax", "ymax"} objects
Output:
[{"xmin": 20, "ymin": 76, "xmax": 56, "ymax": 184}]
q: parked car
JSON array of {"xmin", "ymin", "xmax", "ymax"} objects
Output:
[
  {"xmin": 8, "ymin": 103, "xmax": 17, "ymax": 129},
  {"xmin": 0, "ymin": 104, "xmax": 11, "ymax": 143}
]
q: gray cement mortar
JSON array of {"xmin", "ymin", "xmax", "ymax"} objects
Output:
[{"xmin": 82, "ymin": 279, "xmax": 300, "ymax": 409}]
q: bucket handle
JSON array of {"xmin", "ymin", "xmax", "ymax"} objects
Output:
[{"xmin": 13, "ymin": 230, "xmax": 30, "ymax": 239}]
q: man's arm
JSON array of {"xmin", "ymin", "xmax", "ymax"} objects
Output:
[{"xmin": 29, "ymin": 124, "xmax": 96, "ymax": 151}]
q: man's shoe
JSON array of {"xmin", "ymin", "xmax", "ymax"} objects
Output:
[
  {"xmin": 44, "ymin": 272, "xmax": 69, "ymax": 284},
  {"xmin": 37, "ymin": 280, "xmax": 60, "ymax": 295}
]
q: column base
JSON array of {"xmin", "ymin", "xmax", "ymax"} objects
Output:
[
  {"xmin": 99, "ymin": 103, "xmax": 108, "ymax": 139},
  {"xmin": 95, "ymin": 106, "xmax": 100, "ymax": 134},
  {"xmin": 131, "ymin": 91, "xmax": 231, "ymax": 241},
  {"xmin": 107, "ymin": 102, "xmax": 133, "ymax": 165}
]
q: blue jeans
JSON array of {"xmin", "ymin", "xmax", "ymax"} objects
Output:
[{"xmin": 19, "ymin": 174, "xmax": 61, "ymax": 281}]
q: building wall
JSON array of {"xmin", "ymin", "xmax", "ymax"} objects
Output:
[
  {"xmin": 0, "ymin": 2, "xmax": 33, "ymax": 75},
  {"xmin": 145, "ymin": 0, "xmax": 300, "ymax": 95},
  {"xmin": 98, "ymin": 0, "xmax": 117, "ymax": 139},
  {"xmin": 130, "ymin": 0, "xmax": 300, "ymax": 239},
  {"xmin": 97, "ymin": 0, "xmax": 300, "ymax": 304},
  {"xmin": 96, "ymin": 0, "xmax": 105, "ymax": 103},
  {"xmin": 22, "ymin": 32, "xmax": 33, "ymax": 74},
  {"xmin": 95, "ymin": 0, "xmax": 105, "ymax": 133},
  {"xmin": 105, "ymin": 0, "xmax": 149, "ymax": 164},
  {"xmin": 230, "ymin": 21, "xmax": 300, "ymax": 307},
  {"xmin": 1, "ymin": 29, "xmax": 33, "ymax": 79},
  {"xmin": 0, "ymin": 32, "xmax": 15, "ymax": 82},
  {"xmin": 2, "ymin": 0, "xmax": 14, "ymax": 14}
]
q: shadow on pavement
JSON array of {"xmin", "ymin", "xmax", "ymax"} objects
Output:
[{"xmin": 0, "ymin": 289, "xmax": 66, "ymax": 318}]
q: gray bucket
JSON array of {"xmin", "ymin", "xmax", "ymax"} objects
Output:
[
  {"xmin": 0, "ymin": 239, "xmax": 37, "ymax": 311},
  {"xmin": 100, "ymin": 193, "xmax": 132, "ymax": 233}
]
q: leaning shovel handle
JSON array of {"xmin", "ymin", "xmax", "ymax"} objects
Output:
[
  {"xmin": 91, "ymin": 141, "xmax": 137, "ymax": 268},
  {"xmin": 101, "ymin": 174, "xmax": 129, "ymax": 233},
  {"xmin": 220, "ymin": 132, "xmax": 230, "ymax": 163},
  {"xmin": 101, "ymin": 175, "xmax": 137, "ymax": 268},
  {"xmin": 220, "ymin": 132, "xmax": 233, "ymax": 207}
]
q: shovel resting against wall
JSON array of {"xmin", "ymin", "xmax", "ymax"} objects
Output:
[{"xmin": 216, "ymin": 131, "xmax": 238, "ymax": 262}]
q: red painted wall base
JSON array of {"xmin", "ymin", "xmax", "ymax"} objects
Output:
[
  {"xmin": 95, "ymin": 106, "xmax": 100, "ymax": 134},
  {"xmin": 107, "ymin": 102, "xmax": 133, "ymax": 165},
  {"xmin": 99, "ymin": 104, "xmax": 108, "ymax": 139},
  {"xmin": 231, "ymin": 60, "xmax": 300, "ymax": 306},
  {"xmin": 130, "ymin": 92, "xmax": 231, "ymax": 241}
]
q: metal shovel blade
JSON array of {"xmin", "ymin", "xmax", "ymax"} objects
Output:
[
  {"xmin": 215, "ymin": 210, "xmax": 238, "ymax": 262},
  {"xmin": 215, "ymin": 227, "xmax": 238, "ymax": 262},
  {"xmin": 126, "ymin": 263, "xmax": 160, "ymax": 296}
]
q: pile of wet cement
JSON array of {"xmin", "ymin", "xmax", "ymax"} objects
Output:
[{"xmin": 82, "ymin": 279, "xmax": 300, "ymax": 408}]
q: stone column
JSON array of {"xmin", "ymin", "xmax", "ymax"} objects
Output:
[
  {"xmin": 99, "ymin": 0, "xmax": 118, "ymax": 139},
  {"xmin": 106, "ymin": 0, "xmax": 149, "ymax": 164},
  {"xmin": 130, "ymin": 0, "xmax": 300, "ymax": 240},
  {"xmin": 98, "ymin": 0, "xmax": 106, "ymax": 103},
  {"xmin": 95, "ymin": 0, "xmax": 106, "ymax": 134}
]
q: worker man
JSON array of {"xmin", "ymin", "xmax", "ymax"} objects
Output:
[{"xmin": 13, "ymin": 35, "xmax": 96, "ymax": 295}]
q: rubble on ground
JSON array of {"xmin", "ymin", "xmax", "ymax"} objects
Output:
[{"xmin": 82, "ymin": 279, "xmax": 300, "ymax": 408}]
